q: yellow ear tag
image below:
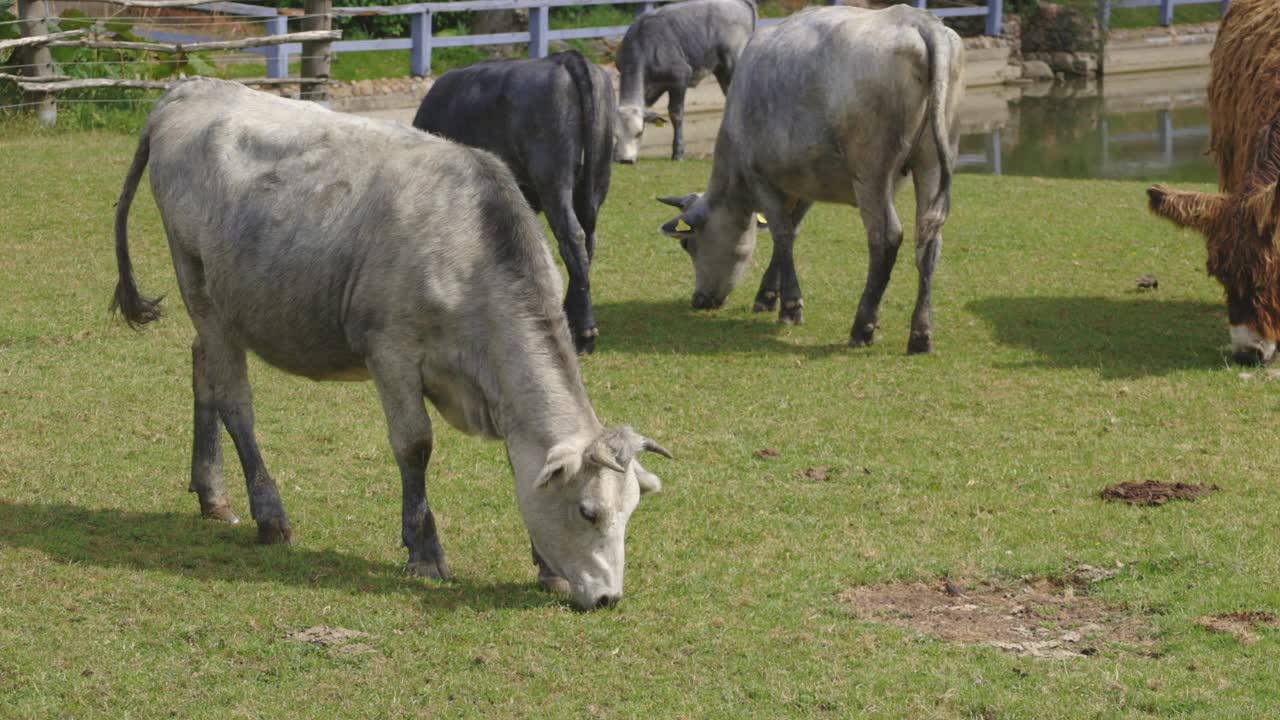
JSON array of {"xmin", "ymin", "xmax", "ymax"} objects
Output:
[
  {"xmin": 755, "ymin": 213, "xmax": 768, "ymax": 225},
  {"xmin": 676, "ymin": 219, "xmax": 693, "ymax": 232}
]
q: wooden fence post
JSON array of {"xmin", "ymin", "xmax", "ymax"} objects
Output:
[
  {"xmin": 410, "ymin": 10, "xmax": 432, "ymax": 77},
  {"xmin": 528, "ymin": 4, "xmax": 548, "ymax": 58},
  {"xmin": 301, "ymin": 0, "xmax": 331, "ymax": 101},
  {"xmin": 635, "ymin": 1, "xmax": 654, "ymax": 16},
  {"xmin": 1159, "ymin": 0, "xmax": 1173, "ymax": 26},
  {"xmin": 1099, "ymin": 0, "xmax": 1110, "ymax": 32},
  {"xmin": 1219, "ymin": 0, "xmax": 1229, "ymax": 17},
  {"xmin": 16, "ymin": 0, "xmax": 55, "ymax": 126}
]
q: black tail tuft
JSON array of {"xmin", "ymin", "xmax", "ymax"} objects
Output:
[{"xmin": 111, "ymin": 122, "xmax": 163, "ymax": 330}]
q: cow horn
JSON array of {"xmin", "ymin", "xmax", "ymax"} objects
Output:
[
  {"xmin": 641, "ymin": 438, "xmax": 673, "ymax": 460},
  {"xmin": 589, "ymin": 443, "xmax": 627, "ymax": 473},
  {"xmin": 657, "ymin": 195, "xmax": 690, "ymax": 209}
]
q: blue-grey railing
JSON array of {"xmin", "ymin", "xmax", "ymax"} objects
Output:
[
  {"xmin": 198, "ymin": 0, "xmax": 1004, "ymax": 79},
  {"xmin": 1100, "ymin": 0, "xmax": 1228, "ymax": 30}
]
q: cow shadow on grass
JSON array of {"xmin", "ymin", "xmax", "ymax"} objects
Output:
[
  {"xmin": 594, "ymin": 299, "xmax": 855, "ymax": 358},
  {"xmin": 0, "ymin": 501, "xmax": 551, "ymax": 612},
  {"xmin": 966, "ymin": 295, "xmax": 1227, "ymax": 378}
]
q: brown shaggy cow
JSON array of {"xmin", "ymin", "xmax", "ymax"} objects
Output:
[{"xmin": 1147, "ymin": 0, "xmax": 1280, "ymax": 364}]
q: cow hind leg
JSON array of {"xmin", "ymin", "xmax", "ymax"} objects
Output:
[
  {"xmin": 200, "ymin": 331, "xmax": 292, "ymax": 544},
  {"xmin": 190, "ymin": 336, "xmax": 238, "ymax": 523},
  {"xmin": 849, "ymin": 176, "xmax": 905, "ymax": 347},
  {"xmin": 370, "ymin": 354, "xmax": 449, "ymax": 580},
  {"xmin": 543, "ymin": 188, "xmax": 597, "ymax": 354},
  {"xmin": 907, "ymin": 160, "xmax": 946, "ymax": 354}
]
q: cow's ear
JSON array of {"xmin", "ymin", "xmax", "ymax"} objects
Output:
[
  {"xmin": 661, "ymin": 214, "xmax": 697, "ymax": 239},
  {"xmin": 634, "ymin": 463, "xmax": 663, "ymax": 496},
  {"xmin": 1147, "ymin": 184, "xmax": 1226, "ymax": 234},
  {"xmin": 644, "ymin": 110, "xmax": 667, "ymax": 127},
  {"xmin": 535, "ymin": 443, "xmax": 584, "ymax": 488}
]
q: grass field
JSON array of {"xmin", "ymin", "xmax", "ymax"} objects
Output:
[{"xmin": 3, "ymin": 128, "xmax": 1280, "ymax": 719}]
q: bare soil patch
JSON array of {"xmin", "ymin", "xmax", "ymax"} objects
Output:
[
  {"xmin": 1100, "ymin": 481, "xmax": 1218, "ymax": 506},
  {"xmin": 285, "ymin": 626, "xmax": 376, "ymax": 655},
  {"xmin": 753, "ymin": 448, "xmax": 780, "ymax": 460},
  {"xmin": 1195, "ymin": 612, "xmax": 1280, "ymax": 644},
  {"xmin": 840, "ymin": 574, "xmax": 1148, "ymax": 659}
]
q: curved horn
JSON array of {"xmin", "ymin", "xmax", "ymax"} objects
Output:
[
  {"xmin": 641, "ymin": 438, "xmax": 673, "ymax": 460},
  {"xmin": 588, "ymin": 443, "xmax": 627, "ymax": 473},
  {"xmin": 657, "ymin": 195, "xmax": 691, "ymax": 209}
]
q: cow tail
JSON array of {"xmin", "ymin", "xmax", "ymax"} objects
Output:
[
  {"xmin": 919, "ymin": 24, "xmax": 955, "ymax": 241},
  {"xmin": 553, "ymin": 50, "xmax": 599, "ymax": 212},
  {"xmin": 111, "ymin": 124, "xmax": 163, "ymax": 329}
]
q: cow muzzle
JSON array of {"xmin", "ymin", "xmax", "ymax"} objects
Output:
[
  {"xmin": 1230, "ymin": 325, "xmax": 1277, "ymax": 366},
  {"xmin": 691, "ymin": 292, "xmax": 723, "ymax": 310}
]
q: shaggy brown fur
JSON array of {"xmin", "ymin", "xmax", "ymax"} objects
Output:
[
  {"xmin": 1208, "ymin": 0, "xmax": 1280, "ymax": 192},
  {"xmin": 1148, "ymin": 0, "xmax": 1280, "ymax": 351}
]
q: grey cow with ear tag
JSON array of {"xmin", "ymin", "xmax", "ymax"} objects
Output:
[
  {"xmin": 109, "ymin": 78, "xmax": 671, "ymax": 611},
  {"xmin": 658, "ymin": 5, "xmax": 964, "ymax": 353}
]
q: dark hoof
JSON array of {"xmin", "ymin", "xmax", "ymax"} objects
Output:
[
  {"xmin": 778, "ymin": 299, "xmax": 804, "ymax": 326},
  {"xmin": 850, "ymin": 322, "xmax": 878, "ymax": 347},
  {"xmin": 202, "ymin": 503, "xmax": 240, "ymax": 524},
  {"xmin": 256, "ymin": 518, "xmax": 293, "ymax": 545},
  {"xmin": 907, "ymin": 332, "xmax": 932, "ymax": 355},
  {"xmin": 538, "ymin": 569, "xmax": 571, "ymax": 596},
  {"xmin": 575, "ymin": 327, "xmax": 598, "ymax": 355},
  {"xmin": 406, "ymin": 559, "xmax": 451, "ymax": 581},
  {"xmin": 752, "ymin": 290, "xmax": 778, "ymax": 313}
]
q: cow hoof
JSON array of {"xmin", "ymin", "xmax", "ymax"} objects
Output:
[
  {"xmin": 256, "ymin": 518, "xmax": 293, "ymax": 545},
  {"xmin": 778, "ymin": 299, "xmax": 804, "ymax": 326},
  {"xmin": 753, "ymin": 291, "xmax": 779, "ymax": 313},
  {"xmin": 538, "ymin": 570, "xmax": 571, "ymax": 596},
  {"xmin": 575, "ymin": 327, "xmax": 598, "ymax": 355},
  {"xmin": 406, "ymin": 559, "xmax": 451, "ymax": 581},
  {"xmin": 849, "ymin": 323, "xmax": 878, "ymax": 347},
  {"xmin": 907, "ymin": 332, "xmax": 932, "ymax": 355},
  {"xmin": 202, "ymin": 503, "xmax": 240, "ymax": 524}
]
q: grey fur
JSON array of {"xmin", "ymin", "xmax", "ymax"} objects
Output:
[
  {"xmin": 111, "ymin": 78, "xmax": 667, "ymax": 610},
  {"xmin": 413, "ymin": 51, "xmax": 616, "ymax": 353},
  {"xmin": 615, "ymin": 0, "xmax": 756, "ymax": 162},
  {"xmin": 659, "ymin": 6, "xmax": 965, "ymax": 352}
]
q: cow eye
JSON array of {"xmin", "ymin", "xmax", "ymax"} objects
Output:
[{"xmin": 579, "ymin": 504, "xmax": 598, "ymax": 524}]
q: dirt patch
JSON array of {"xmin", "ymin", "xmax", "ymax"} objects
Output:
[
  {"xmin": 1100, "ymin": 481, "xmax": 1218, "ymax": 506},
  {"xmin": 1195, "ymin": 612, "xmax": 1280, "ymax": 644},
  {"xmin": 285, "ymin": 626, "xmax": 375, "ymax": 655},
  {"xmin": 796, "ymin": 465, "xmax": 833, "ymax": 481},
  {"xmin": 1135, "ymin": 273, "xmax": 1159, "ymax": 290},
  {"xmin": 753, "ymin": 448, "xmax": 780, "ymax": 460},
  {"xmin": 840, "ymin": 576, "xmax": 1149, "ymax": 659}
]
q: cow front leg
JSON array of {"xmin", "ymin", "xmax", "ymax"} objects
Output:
[
  {"xmin": 190, "ymin": 337, "xmax": 238, "ymax": 523},
  {"xmin": 202, "ymin": 333, "xmax": 291, "ymax": 544},
  {"xmin": 531, "ymin": 542, "xmax": 570, "ymax": 595},
  {"xmin": 755, "ymin": 196, "xmax": 812, "ymax": 323},
  {"xmin": 850, "ymin": 181, "xmax": 904, "ymax": 347},
  {"xmin": 545, "ymin": 191, "xmax": 597, "ymax": 354},
  {"xmin": 667, "ymin": 86, "xmax": 687, "ymax": 161},
  {"xmin": 370, "ymin": 356, "xmax": 449, "ymax": 580},
  {"xmin": 907, "ymin": 162, "xmax": 948, "ymax": 354}
]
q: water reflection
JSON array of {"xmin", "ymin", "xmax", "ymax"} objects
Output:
[{"xmin": 638, "ymin": 67, "xmax": 1216, "ymax": 183}]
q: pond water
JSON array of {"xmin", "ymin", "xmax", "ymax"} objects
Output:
[{"xmin": 638, "ymin": 67, "xmax": 1217, "ymax": 184}]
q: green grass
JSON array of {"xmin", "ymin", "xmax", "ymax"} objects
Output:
[
  {"xmin": 3, "ymin": 129, "xmax": 1280, "ymax": 718},
  {"xmin": 1107, "ymin": 3, "xmax": 1223, "ymax": 29}
]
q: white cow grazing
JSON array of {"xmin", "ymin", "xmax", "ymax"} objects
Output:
[
  {"xmin": 658, "ymin": 5, "xmax": 965, "ymax": 354},
  {"xmin": 111, "ymin": 78, "xmax": 671, "ymax": 610}
]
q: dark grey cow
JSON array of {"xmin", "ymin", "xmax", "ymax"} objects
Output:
[
  {"xmin": 615, "ymin": 0, "xmax": 756, "ymax": 162},
  {"xmin": 659, "ymin": 6, "xmax": 964, "ymax": 353},
  {"xmin": 111, "ymin": 78, "xmax": 670, "ymax": 611},
  {"xmin": 413, "ymin": 51, "xmax": 615, "ymax": 354}
]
